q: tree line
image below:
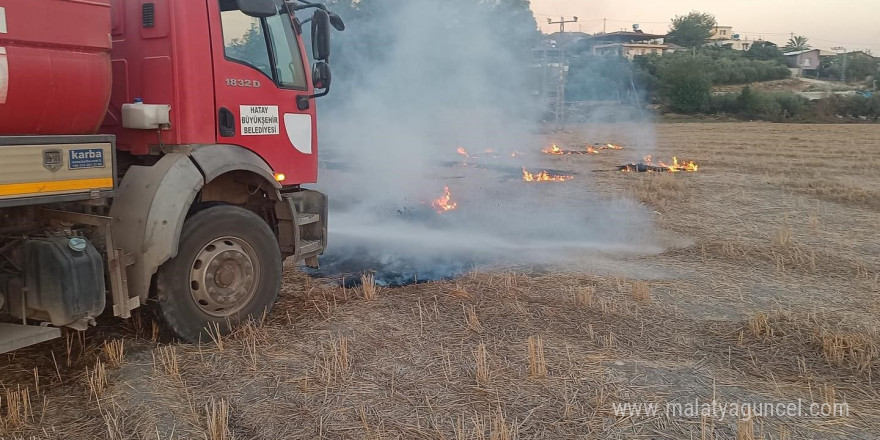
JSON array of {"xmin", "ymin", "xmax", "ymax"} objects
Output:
[
  {"xmin": 565, "ymin": 10, "xmax": 879, "ymax": 121},
  {"xmin": 317, "ymin": 2, "xmax": 877, "ymax": 122}
]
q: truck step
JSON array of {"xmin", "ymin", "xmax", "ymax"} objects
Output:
[
  {"xmin": 0, "ymin": 323, "xmax": 62, "ymax": 354},
  {"xmin": 299, "ymin": 240, "xmax": 323, "ymax": 255},
  {"xmin": 297, "ymin": 213, "xmax": 320, "ymax": 226}
]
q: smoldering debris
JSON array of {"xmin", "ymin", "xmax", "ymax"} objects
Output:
[{"xmin": 313, "ymin": 165, "xmax": 663, "ymax": 285}]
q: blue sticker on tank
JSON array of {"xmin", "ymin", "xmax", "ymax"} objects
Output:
[{"xmin": 69, "ymin": 149, "xmax": 105, "ymax": 169}]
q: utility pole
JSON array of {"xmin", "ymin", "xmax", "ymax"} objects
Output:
[
  {"xmin": 603, "ymin": 18, "xmax": 607, "ymax": 34},
  {"xmin": 832, "ymin": 46, "xmax": 847, "ymax": 82},
  {"xmin": 545, "ymin": 16, "xmax": 578, "ymax": 130},
  {"xmin": 548, "ymin": 16, "xmax": 578, "ymax": 35}
]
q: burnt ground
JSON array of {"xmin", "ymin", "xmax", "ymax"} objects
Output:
[{"xmin": 2, "ymin": 122, "xmax": 879, "ymax": 439}]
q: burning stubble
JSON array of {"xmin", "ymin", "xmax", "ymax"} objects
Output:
[
  {"xmin": 542, "ymin": 144, "xmax": 624, "ymax": 155},
  {"xmin": 312, "ymin": 0, "xmax": 666, "ymax": 285},
  {"xmin": 619, "ymin": 156, "xmax": 699, "ymax": 173},
  {"xmin": 521, "ymin": 168, "xmax": 573, "ymax": 182}
]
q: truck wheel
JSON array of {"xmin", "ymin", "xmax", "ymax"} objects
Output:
[{"xmin": 155, "ymin": 204, "xmax": 282, "ymax": 342}]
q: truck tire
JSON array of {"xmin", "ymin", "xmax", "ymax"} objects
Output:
[{"xmin": 155, "ymin": 204, "xmax": 282, "ymax": 342}]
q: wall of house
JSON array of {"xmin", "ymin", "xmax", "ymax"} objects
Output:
[
  {"xmin": 710, "ymin": 26, "xmax": 734, "ymax": 40},
  {"xmin": 799, "ymin": 52, "xmax": 820, "ymax": 70},
  {"xmin": 786, "ymin": 51, "xmax": 820, "ymax": 72},
  {"xmin": 623, "ymin": 46, "xmax": 665, "ymax": 60},
  {"xmin": 594, "ymin": 44, "xmax": 666, "ymax": 60}
]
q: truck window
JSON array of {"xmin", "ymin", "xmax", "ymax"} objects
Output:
[
  {"xmin": 265, "ymin": 14, "xmax": 308, "ymax": 89},
  {"xmin": 220, "ymin": 12, "xmax": 273, "ymax": 79},
  {"xmin": 219, "ymin": 4, "xmax": 307, "ymax": 90}
]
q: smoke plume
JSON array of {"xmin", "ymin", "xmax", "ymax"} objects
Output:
[{"xmin": 311, "ymin": 0, "xmax": 663, "ymax": 285}]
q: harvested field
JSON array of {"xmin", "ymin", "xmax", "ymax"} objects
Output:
[{"xmin": 2, "ymin": 122, "xmax": 879, "ymax": 439}]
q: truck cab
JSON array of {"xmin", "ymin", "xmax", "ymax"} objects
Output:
[
  {"xmin": 105, "ymin": 0, "xmax": 320, "ymax": 182},
  {"xmin": 0, "ymin": 0, "xmax": 341, "ymax": 351}
]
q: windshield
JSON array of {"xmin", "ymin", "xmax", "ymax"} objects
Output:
[{"xmin": 219, "ymin": 1, "xmax": 308, "ymax": 90}]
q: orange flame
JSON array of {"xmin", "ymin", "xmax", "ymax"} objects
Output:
[
  {"xmin": 522, "ymin": 168, "xmax": 574, "ymax": 182},
  {"xmin": 625, "ymin": 155, "xmax": 699, "ymax": 173},
  {"xmin": 542, "ymin": 145, "xmax": 564, "ymax": 155},
  {"xmin": 432, "ymin": 186, "xmax": 458, "ymax": 213},
  {"xmin": 666, "ymin": 157, "xmax": 698, "ymax": 172},
  {"xmin": 603, "ymin": 143, "xmax": 623, "ymax": 150},
  {"xmin": 456, "ymin": 147, "xmax": 469, "ymax": 157},
  {"xmin": 651, "ymin": 156, "xmax": 699, "ymax": 172},
  {"xmin": 586, "ymin": 146, "xmax": 598, "ymax": 154}
]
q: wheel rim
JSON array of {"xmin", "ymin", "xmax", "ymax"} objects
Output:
[{"xmin": 189, "ymin": 236, "xmax": 261, "ymax": 317}]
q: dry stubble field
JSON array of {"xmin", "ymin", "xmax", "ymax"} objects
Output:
[{"xmin": 1, "ymin": 122, "xmax": 879, "ymax": 439}]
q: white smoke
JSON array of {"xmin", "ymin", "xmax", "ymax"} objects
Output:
[{"xmin": 311, "ymin": 0, "xmax": 663, "ymax": 284}]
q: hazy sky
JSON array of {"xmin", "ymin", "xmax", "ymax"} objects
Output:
[{"xmin": 531, "ymin": 0, "xmax": 880, "ymax": 52}]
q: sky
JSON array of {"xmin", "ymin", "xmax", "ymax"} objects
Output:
[{"xmin": 531, "ymin": 0, "xmax": 880, "ymax": 52}]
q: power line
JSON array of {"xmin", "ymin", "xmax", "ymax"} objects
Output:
[
  {"xmin": 810, "ymin": 38, "xmax": 880, "ymax": 47},
  {"xmin": 603, "ymin": 19, "xmax": 669, "ymax": 24},
  {"xmin": 534, "ymin": 13, "xmax": 667, "ymax": 25},
  {"xmin": 733, "ymin": 31, "xmax": 791, "ymax": 36}
]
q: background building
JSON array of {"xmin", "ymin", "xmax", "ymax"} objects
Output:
[
  {"xmin": 578, "ymin": 30, "xmax": 670, "ymax": 59},
  {"xmin": 784, "ymin": 49, "xmax": 821, "ymax": 76},
  {"xmin": 709, "ymin": 26, "xmax": 758, "ymax": 51}
]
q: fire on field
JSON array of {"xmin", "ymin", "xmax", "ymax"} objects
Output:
[
  {"xmin": 542, "ymin": 143, "xmax": 625, "ymax": 155},
  {"xmin": 431, "ymin": 186, "xmax": 458, "ymax": 213},
  {"xmin": 521, "ymin": 168, "xmax": 573, "ymax": 182},
  {"xmin": 618, "ymin": 156, "xmax": 699, "ymax": 173},
  {"xmin": 3, "ymin": 124, "xmax": 879, "ymax": 440}
]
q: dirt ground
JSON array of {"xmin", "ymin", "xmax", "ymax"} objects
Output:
[
  {"xmin": 2, "ymin": 122, "xmax": 879, "ymax": 439},
  {"xmin": 713, "ymin": 79, "xmax": 815, "ymax": 93},
  {"xmin": 712, "ymin": 78, "xmax": 856, "ymax": 94}
]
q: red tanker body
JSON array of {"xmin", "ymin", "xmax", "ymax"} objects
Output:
[{"xmin": 0, "ymin": 0, "xmax": 112, "ymax": 135}]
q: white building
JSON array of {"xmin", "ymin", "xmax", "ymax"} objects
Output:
[{"xmin": 709, "ymin": 26, "xmax": 758, "ymax": 51}]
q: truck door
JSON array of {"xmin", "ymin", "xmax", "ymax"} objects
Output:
[{"xmin": 209, "ymin": 0, "xmax": 317, "ymax": 184}]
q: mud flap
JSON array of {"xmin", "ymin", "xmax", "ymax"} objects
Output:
[{"xmin": 109, "ymin": 154, "xmax": 204, "ymax": 301}]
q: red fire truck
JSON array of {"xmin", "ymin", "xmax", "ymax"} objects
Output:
[{"xmin": 0, "ymin": 0, "xmax": 342, "ymax": 351}]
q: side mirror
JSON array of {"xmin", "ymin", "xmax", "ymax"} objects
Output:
[
  {"xmin": 296, "ymin": 62, "xmax": 332, "ymax": 111},
  {"xmin": 311, "ymin": 9, "xmax": 331, "ymax": 61},
  {"xmin": 328, "ymin": 12, "xmax": 346, "ymax": 31},
  {"xmin": 237, "ymin": 0, "xmax": 277, "ymax": 18},
  {"xmin": 312, "ymin": 62, "xmax": 331, "ymax": 90}
]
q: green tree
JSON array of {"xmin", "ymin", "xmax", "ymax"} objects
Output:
[
  {"xmin": 483, "ymin": 0, "xmax": 541, "ymax": 57},
  {"xmin": 566, "ymin": 55, "xmax": 643, "ymax": 103},
  {"xmin": 746, "ymin": 41, "xmax": 785, "ymax": 62},
  {"xmin": 783, "ymin": 35, "xmax": 810, "ymax": 52},
  {"xmin": 638, "ymin": 46, "xmax": 790, "ymax": 90},
  {"xmin": 841, "ymin": 52, "xmax": 880, "ymax": 82},
  {"xmin": 736, "ymin": 85, "xmax": 758, "ymax": 115},
  {"xmin": 667, "ymin": 11, "xmax": 717, "ymax": 48},
  {"xmin": 657, "ymin": 57, "xmax": 712, "ymax": 113}
]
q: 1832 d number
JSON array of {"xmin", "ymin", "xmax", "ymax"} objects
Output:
[{"xmin": 226, "ymin": 78, "xmax": 262, "ymax": 88}]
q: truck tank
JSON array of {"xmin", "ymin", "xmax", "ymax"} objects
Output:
[{"xmin": 0, "ymin": 0, "xmax": 112, "ymax": 135}]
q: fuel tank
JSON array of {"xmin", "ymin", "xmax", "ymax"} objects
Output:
[{"xmin": 0, "ymin": 0, "xmax": 112, "ymax": 135}]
